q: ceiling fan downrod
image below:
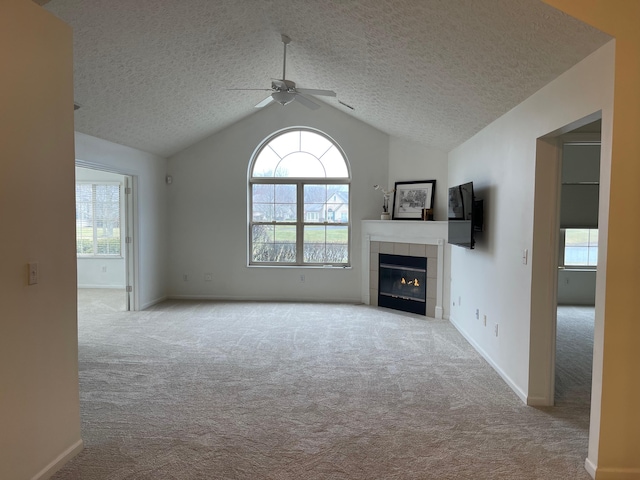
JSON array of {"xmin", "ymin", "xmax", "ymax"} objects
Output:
[{"xmin": 281, "ymin": 34, "xmax": 291, "ymax": 84}]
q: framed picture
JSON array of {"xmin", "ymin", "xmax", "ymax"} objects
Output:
[{"xmin": 392, "ymin": 180, "xmax": 436, "ymax": 220}]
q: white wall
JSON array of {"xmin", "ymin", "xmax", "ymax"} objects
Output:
[
  {"xmin": 74, "ymin": 133, "xmax": 169, "ymax": 309},
  {"xmin": 447, "ymin": 42, "xmax": 614, "ymax": 404},
  {"xmin": 389, "ymin": 138, "xmax": 449, "ymax": 221},
  {"xmin": 0, "ymin": 2, "xmax": 82, "ymax": 478},
  {"xmin": 167, "ymin": 101, "xmax": 388, "ymax": 302},
  {"xmin": 388, "ymin": 137, "xmax": 451, "ymax": 316},
  {"xmin": 75, "ymin": 167, "xmax": 126, "ymax": 288}
]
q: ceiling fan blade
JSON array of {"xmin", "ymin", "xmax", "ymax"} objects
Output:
[
  {"xmin": 296, "ymin": 88, "xmax": 337, "ymax": 97},
  {"xmin": 255, "ymin": 96, "xmax": 274, "ymax": 108},
  {"xmin": 227, "ymin": 88, "xmax": 272, "ymax": 91},
  {"xmin": 294, "ymin": 94, "xmax": 321, "ymax": 110}
]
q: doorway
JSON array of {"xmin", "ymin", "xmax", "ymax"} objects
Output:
[
  {"xmin": 75, "ymin": 165, "xmax": 135, "ymax": 311},
  {"xmin": 555, "ymin": 128, "xmax": 600, "ymax": 407}
]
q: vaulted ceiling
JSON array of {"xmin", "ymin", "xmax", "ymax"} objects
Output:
[{"xmin": 42, "ymin": 0, "xmax": 610, "ymax": 158}]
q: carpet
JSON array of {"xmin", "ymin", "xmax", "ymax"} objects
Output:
[{"xmin": 53, "ymin": 295, "xmax": 593, "ymax": 479}]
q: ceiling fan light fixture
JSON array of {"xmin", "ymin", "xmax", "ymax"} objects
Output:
[{"xmin": 272, "ymin": 91, "xmax": 295, "ymax": 106}]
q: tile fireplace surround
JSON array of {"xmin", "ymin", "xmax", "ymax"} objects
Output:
[{"xmin": 361, "ymin": 220, "xmax": 447, "ymax": 319}]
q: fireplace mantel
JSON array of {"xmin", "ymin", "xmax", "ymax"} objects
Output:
[{"xmin": 361, "ymin": 220, "xmax": 447, "ymax": 318}]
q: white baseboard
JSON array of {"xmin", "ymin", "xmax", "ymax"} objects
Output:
[
  {"xmin": 140, "ymin": 295, "xmax": 168, "ymax": 310},
  {"xmin": 167, "ymin": 294, "xmax": 363, "ymax": 304},
  {"xmin": 584, "ymin": 459, "xmax": 640, "ymax": 480},
  {"xmin": 77, "ymin": 285, "xmax": 125, "ymax": 289},
  {"xmin": 449, "ymin": 315, "xmax": 528, "ymax": 405},
  {"xmin": 31, "ymin": 439, "xmax": 83, "ymax": 480}
]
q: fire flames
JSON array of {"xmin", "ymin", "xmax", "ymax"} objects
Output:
[{"xmin": 401, "ymin": 278, "xmax": 420, "ymax": 287}]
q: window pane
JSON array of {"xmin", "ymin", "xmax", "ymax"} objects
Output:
[
  {"xmin": 252, "ymin": 147, "xmax": 281, "ymax": 177},
  {"xmin": 564, "ymin": 228, "xmax": 597, "ymax": 266},
  {"xmin": 301, "ymin": 130, "xmax": 332, "ymax": 158},
  {"xmin": 304, "ymin": 184, "xmax": 327, "ymax": 222},
  {"xmin": 253, "ymin": 203, "xmax": 274, "ymax": 222},
  {"xmin": 76, "ymin": 184, "xmax": 93, "ymax": 254},
  {"xmin": 565, "ymin": 229, "xmax": 590, "ymax": 247},
  {"xmin": 304, "ymin": 185, "xmax": 349, "ymax": 225},
  {"xmin": 303, "ymin": 225, "xmax": 348, "ymax": 264},
  {"xmin": 267, "ymin": 130, "xmax": 299, "ymax": 158},
  {"xmin": 320, "ymin": 146, "xmax": 349, "ymax": 177},
  {"xmin": 276, "ymin": 152, "xmax": 325, "ymax": 177},
  {"xmin": 326, "ymin": 186, "xmax": 349, "ymax": 224},
  {"xmin": 252, "ymin": 225, "xmax": 296, "ymax": 263},
  {"xmin": 565, "ymin": 247, "xmax": 588, "ymax": 266},
  {"xmin": 76, "ymin": 183, "xmax": 120, "ymax": 256},
  {"xmin": 94, "ymin": 184, "xmax": 120, "ymax": 256}
]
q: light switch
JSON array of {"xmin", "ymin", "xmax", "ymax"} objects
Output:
[{"xmin": 28, "ymin": 262, "xmax": 38, "ymax": 285}]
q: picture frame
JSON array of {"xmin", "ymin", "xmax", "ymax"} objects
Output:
[{"xmin": 392, "ymin": 180, "xmax": 436, "ymax": 220}]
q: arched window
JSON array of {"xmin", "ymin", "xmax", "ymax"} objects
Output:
[{"xmin": 249, "ymin": 128, "xmax": 350, "ymax": 266}]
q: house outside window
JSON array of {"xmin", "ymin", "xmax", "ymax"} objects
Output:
[
  {"xmin": 76, "ymin": 182, "xmax": 122, "ymax": 256},
  {"xmin": 249, "ymin": 128, "xmax": 350, "ymax": 266}
]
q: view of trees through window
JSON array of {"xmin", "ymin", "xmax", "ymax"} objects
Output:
[
  {"xmin": 76, "ymin": 183, "xmax": 121, "ymax": 256},
  {"xmin": 249, "ymin": 129, "xmax": 350, "ymax": 266}
]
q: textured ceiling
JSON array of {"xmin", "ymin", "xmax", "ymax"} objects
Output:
[{"xmin": 43, "ymin": 0, "xmax": 610, "ymax": 158}]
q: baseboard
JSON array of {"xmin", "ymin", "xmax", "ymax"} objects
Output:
[
  {"xmin": 449, "ymin": 315, "xmax": 528, "ymax": 405},
  {"xmin": 31, "ymin": 439, "xmax": 83, "ymax": 480},
  {"xmin": 167, "ymin": 294, "xmax": 363, "ymax": 304},
  {"xmin": 585, "ymin": 458, "xmax": 596, "ymax": 479},
  {"xmin": 141, "ymin": 295, "xmax": 168, "ymax": 310},
  {"xmin": 78, "ymin": 285, "xmax": 125, "ymax": 289},
  {"xmin": 585, "ymin": 460, "xmax": 640, "ymax": 480}
]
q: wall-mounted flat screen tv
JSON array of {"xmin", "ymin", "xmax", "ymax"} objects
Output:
[{"xmin": 448, "ymin": 182, "xmax": 483, "ymax": 249}]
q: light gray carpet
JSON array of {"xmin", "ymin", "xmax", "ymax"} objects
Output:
[{"xmin": 53, "ymin": 295, "xmax": 593, "ymax": 479}]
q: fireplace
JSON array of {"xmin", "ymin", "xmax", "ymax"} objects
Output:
[{"xmin": 378, "ymin": 253, "xmax": 427, "ymax": 315}]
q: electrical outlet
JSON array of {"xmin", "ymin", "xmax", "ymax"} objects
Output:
[
  {"xmin": 475, "ymin": 309, "xmax": 479, "ymax": 319},
  {"xmin": 183, "ymin": 274, "xmax": 189, "ymax": 282},
  {"xmin": 494, "ymin": 324, "xmax": 499, "ymax": 337},
  {"xmin": 102, "ymin": 265, "xmax": 107, "ymax": 273},
  {"xmin": 522, "ymin": 249, "xmax": 528, "ymax": 265},
  {"xmin": 204, "ymin": 273, "xmax": 212, "ymax": 281},
  {"xmin": 28, "ymin": 262, "xmax": 38, "ymax": 285},
  {"xmin": 458, "ymin": 296, "xmax": 461, "ymax": 306},
  {"xmin": 300, "ymin": 274, "xmax": 305, "ymax": 283},
  {"xmin": 483, "ymin": 315, "xmax": 487, "ymax": 327}
]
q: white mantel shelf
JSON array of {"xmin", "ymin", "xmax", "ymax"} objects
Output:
[{"xmin": 361, "ymin": 220, "xmax": 448, "ymax": 318}]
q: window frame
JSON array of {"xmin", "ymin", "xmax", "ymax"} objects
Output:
[
  {"xmin": 76, "ymin": 181, "xmax": 124, "ymax": 258},
  {"xmin": 248, "ymin": 128, "xmax": 351, "ymax": 267}
]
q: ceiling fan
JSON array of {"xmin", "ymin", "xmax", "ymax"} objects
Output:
[{"xmin": 230, "ymin": 34, "xmax": 337, "ymax": 110}]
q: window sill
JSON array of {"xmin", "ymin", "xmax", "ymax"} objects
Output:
[
  {"xmin": 558, "ymin": 266, "xmax": 597, "ymax": 272},
  {"xmin": 248, "ymin": 264, "xmax": 352, "ymax": 269}
]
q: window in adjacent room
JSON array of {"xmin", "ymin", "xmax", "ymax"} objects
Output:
[
  {"xmin": 561, "ymin": 228, "xmax": 598, "ymax": 267},
  {"xmin": 249, "ymin": 128, "xmax": 350, "ymax": 266},
  {"xmin": 76, "ymin": 182, "xmax": 122, "ymax": 256}
]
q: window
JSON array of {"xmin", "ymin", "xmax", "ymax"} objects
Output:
[
  {"xmin": 76, "ymin": 182, "xmax": 122, "ymax": 256},
  {"xmin": 562, "ymin": 228, "xmax": 598, "ymax": 267},
  {"xmin": 249, "ymin": 128, "xmax": 350, "ymax": 266}
]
